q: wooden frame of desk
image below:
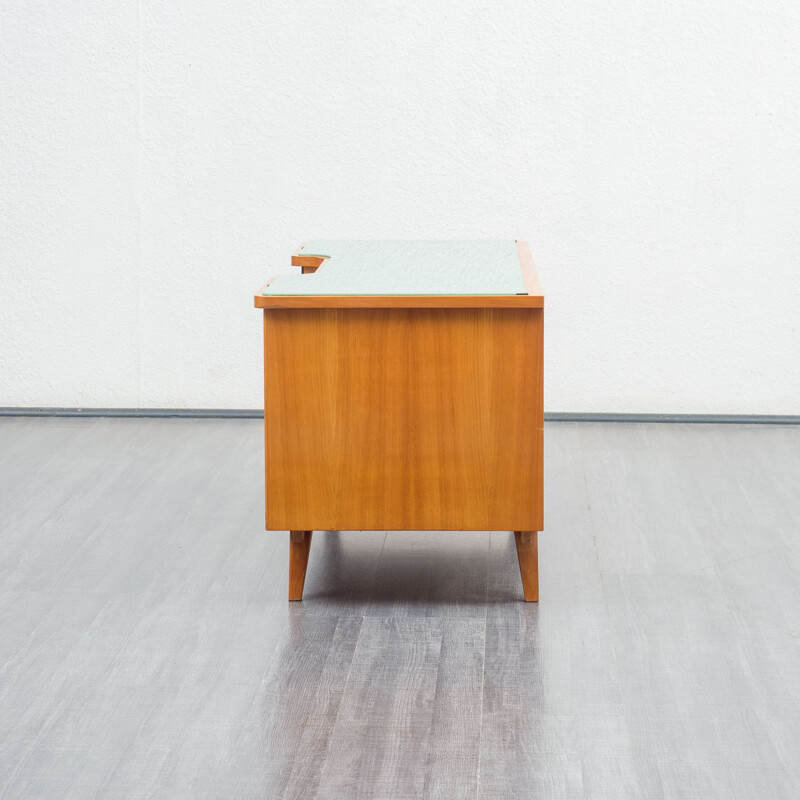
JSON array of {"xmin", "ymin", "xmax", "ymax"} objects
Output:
[{"xmin": 254, "ymin": 241, "xmax": 543, "ymax": 601}]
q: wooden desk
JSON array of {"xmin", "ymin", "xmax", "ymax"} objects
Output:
[{"xmin": 254, "ymin": 240, "xmax": 544, "ymax": 601}]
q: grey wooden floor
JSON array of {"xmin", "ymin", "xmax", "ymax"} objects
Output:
[{"xmin": 0, "ymin": 418, "xmax": 799, "ymax": 799}]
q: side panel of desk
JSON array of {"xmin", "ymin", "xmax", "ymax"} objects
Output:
[{"xmin": 262, "ymin": 307, "xmax": 543, "ymax": 531}]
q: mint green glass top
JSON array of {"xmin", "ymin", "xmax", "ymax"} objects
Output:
[{"xmin": 263, "ymin": 240, "xmax": 525, "ymax": 296}]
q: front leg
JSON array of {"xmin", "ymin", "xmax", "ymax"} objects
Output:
[
  {"xmin": 514, "ymin": 531, "xmax": 539, "ymax": 602},
  {"xmin": 288, "ymin": 530, "xmax": 313, "ymax": 601}
]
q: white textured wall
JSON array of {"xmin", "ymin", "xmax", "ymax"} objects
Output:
[{"xmin": 2, "ymin": 1, "xmax": 799, "ymax": 413}]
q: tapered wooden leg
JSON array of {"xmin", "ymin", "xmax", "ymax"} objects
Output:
[
  {"xmin": 514, "ymin": 531, "xmax": 539, "ymax": 602},
  {"xmin": 288, "ymin": 530, "xmax": 313, "ymax": 601}
]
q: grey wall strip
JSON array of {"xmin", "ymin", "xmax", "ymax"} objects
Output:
[
  {"xmin": 1, "ymin": 408, "xmax": 799, "ymax": 424},
  {"xmin": 0, "ymin": 408, "xmax": 263, "ymax": 418},
  {"xmin": 545, "ymin": 412, "xmax": 800, "ymax": 425}
]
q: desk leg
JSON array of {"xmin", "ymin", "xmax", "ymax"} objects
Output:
[
  {"xmin": 289, "ymin": 530, "xmax": 313, "ymax": 601},
  {"xmin": 514, "ymin": 531, "xmax": 539, "ymax": 602}
]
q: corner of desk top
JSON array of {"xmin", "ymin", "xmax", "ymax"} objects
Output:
[
  {"xmin": 254, "ymin": 277, "xmax": 276, "ymax": 308},
  {"xmin": 515, "ymin": 240, "xmax": 544, "ymax": 306},
  {"xmin": 254, "ymin": 242, "xmax": 328, "ymax": 307}
]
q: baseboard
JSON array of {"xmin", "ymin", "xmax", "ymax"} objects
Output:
[
  {"xmin": 544, "ymin": 412, "xmax": 800, "ymax": 425},
  {"xmin": 1, "ymin": 407, "xmax": 799, "ymax": 425},
  {"xmin": 0, "ymin": 407, "xmax": 261, "ymax": 418}
]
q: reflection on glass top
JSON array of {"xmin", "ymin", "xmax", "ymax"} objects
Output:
[{"xmin": 263, "ymin": 240, "xmax": 525, "ymax": 296}]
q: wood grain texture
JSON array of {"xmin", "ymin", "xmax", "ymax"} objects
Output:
[
  {"xmin": 315, "ymin": 618, "xmax": 449, "ymax": 798},
  {"xmin": 263, "ymin": 307, "xmax": 544, "ymax": 531},
  {"xmin": 514, "ymin": 530, "xmax": 539, "ymax": 602},
  {"xmin": 288, "ymin": 530, "xmax": 312, "ymax": 601}
]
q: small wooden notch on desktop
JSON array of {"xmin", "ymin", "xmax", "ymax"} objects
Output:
[{"xmin": 291, "ymin": 243, "xmax": 329, "ymax": 274}]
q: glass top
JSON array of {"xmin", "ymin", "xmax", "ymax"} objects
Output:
[{"xmin": 262, "ymin": 240, "xmax": 526, "ymax": 296}]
